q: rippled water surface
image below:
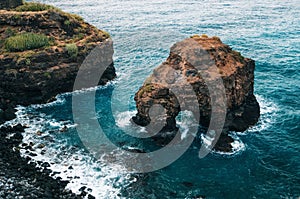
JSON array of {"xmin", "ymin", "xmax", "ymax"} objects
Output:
[{"xmin": 9, "ymin": 0, "xmax": 300, "ymax": 198}]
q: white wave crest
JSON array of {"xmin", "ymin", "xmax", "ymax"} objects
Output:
[
  {"xmin": 200, "ymin": 133, "xmax": 246, "ymax": 156},
  {"xmin": 4, "ymin": 106, "xmax": 127, "ymax": 198},
  {"xmin": 246, "ymin": 95, "xmax": 279, "ymax": 134}
]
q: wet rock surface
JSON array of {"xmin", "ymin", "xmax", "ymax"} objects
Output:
[{"xmin": 0, "ymin": 124, "xmax": 85, "ymax": 198}]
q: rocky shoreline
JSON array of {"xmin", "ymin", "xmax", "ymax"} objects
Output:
[
  {"xmin": 0, "ymin": 2, "xmax": 116, "ymax": 198},
  {"xmin": 0, "ymin": 124, "xmax": 87, "ymax": 199},
  {"xmin": 0, "ymin": 2, "xmax": 261, "ymax": 198}
]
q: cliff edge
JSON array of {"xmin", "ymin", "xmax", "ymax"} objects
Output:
[{"xmin": 0, "ymin": 2, "xmax": 116, "ymax": 123}]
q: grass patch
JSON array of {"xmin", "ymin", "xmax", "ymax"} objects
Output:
[
  {"xmin": 14, "ymin": 2, "xmax": 83, "ymax": 20},
  {"xmin": 138, "ymin": 84, "xmax": 154, "ymax": 98},
  {"xmin": 44, "ymin": 72, "xmax": 51, "ymax": 78},
  {"xmin": 15, "ymin": 2, "xmax": 55, "ymax": 12},
  {"xmin": 4, "ymin": 33, "xmax": 49, "ymax": 52},
  {"xmin": 66, "ymin": 43, "xmax": 78, "ymax": 58},
  {"xmin": 64, "ymin": 20, "xmax": 71, "ymax": 26}
]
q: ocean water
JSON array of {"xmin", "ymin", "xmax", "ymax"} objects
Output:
[{"xmin": 6, "ymin": 0, "xmax": 300, "ymax": 198}]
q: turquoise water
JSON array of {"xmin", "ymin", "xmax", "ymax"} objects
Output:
[{"xmin": 13, "ymin": 0, "xmax": 300, "ymax": 198}]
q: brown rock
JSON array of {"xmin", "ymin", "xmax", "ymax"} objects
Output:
[
  {"xmin": 0, "ymin": 8, "xmax": 116, "ymax": 124},
  {"xmin": 133, "ymin": 35, "xmax": 260, "ymax": 145}
]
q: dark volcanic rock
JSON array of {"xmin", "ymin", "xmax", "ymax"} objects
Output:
[
  {"xmin": 0, "ymin": 124, "xmax": 81, "ymax": 198},
  {"xmin": 0, "ymin": 0, "xmax": 23, "ymax": 10},
  {"xmin": 133, "ymin": 35, "xmax": 260, "ymax": 149}
]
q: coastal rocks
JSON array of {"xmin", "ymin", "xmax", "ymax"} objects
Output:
[
  {"xmin": 0, "ymin": 124, "xmax": 86, "ymax": 198},
  {"xmin": 0, "ymin": 7, "xmax": 116, "ymax": 124},
  {"xmin": 132, "ymin": 35, "xmax": 260, "ymax": 149}
]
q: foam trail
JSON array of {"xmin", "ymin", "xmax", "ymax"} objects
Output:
[
  {"xmin": 245, "ymin": 95, "xmax": 279, "ymax": 134},
  {"xmin": 176, "ymin": 110, "xmax": 198, "ymax": 140},
  {"xmin": 198, "ymin": 95, "xmax": 278, "ymax": 156},
  {"xmin": 30, "ymin": 94, "xmax": 66, "ymax": 109},
  {"xmin": 115, "ymin": 110, "xmax": 137, "ymax": 128},
  {"xmin": 200, "ymin": 133, "xmax": 246, "ymax": 156}
]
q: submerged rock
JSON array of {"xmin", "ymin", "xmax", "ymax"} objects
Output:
[{"xmin": 132, "ymin": 35, "xmax": 260, "ymax": 149}]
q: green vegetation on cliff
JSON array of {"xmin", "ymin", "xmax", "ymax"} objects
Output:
[
  {"xmin": 66, "ymin": 43, "xmax": 78, "ymax": 59},
  {"xmin": 14, "ymin": 2, "xmax": 83, "ymax": 21},
  {"xmin": 5, "ymin": 32, "xmax": 49, "ymax": 52},
  {"xmin": 15, "ymin": 2, "xmax": 55, "ymax": 12},
  {"xmin": 0, "ymin": 1, "xmax": 110, "ymax": 56},
  {"xmin": 0, "ymin": 1, "xmax": 116, "ymax": 113}
]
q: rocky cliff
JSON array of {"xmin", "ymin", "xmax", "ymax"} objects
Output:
[
  {"xmin": 132, "ymin": 35, "xmax": 260, "ymax": 148},
  {"xmin": 0, "ymin": 4, "xmax": 116, "ymax": 123}
]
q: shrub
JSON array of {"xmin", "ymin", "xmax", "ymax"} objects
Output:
[
  {"xmin": 64, "ymin": 20, "xmax": 71, "ymax": 26},
  {"xmin": 73, "ymin": 33, "xmax": 84, "ymax": 42},
  {"xmin": 138, "ymin": 84, "xmax": 153, "ymax": 97},
  {"xmin": 77, "ymin": 33, "xmax": 84, "ymax": 40},
  {"xmin": 66, "ymin": 43, "xmax": 78, "ymax": 58},
  {"xmin": 15, "ymin": 2, "xmax": 55, "ymax": 12},
  {"xmin": 25, "ymin": 58, "xmax": 31, "ymax": 65},
  {"xmin": 44, "ymin": 72, "xmax": 51, "ymax": 78},
  {"xmin": 4, "ymin": 33, "xmax": 49, "ymax": 52}
]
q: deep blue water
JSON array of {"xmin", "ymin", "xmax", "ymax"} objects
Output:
[{"xmin": 10, "ymin": 0, "xmax": 300, "ymax": 198}]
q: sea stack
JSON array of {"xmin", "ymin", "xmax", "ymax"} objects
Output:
[{"xmin": 132, "ymin": 35, "xmax": 260, "ymax": 148}]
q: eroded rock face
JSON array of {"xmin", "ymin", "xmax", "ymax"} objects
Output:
[
  {"xmin": 0, "ymin": 9, "xmax": 116, "ymax": 123},
  {"xmin": 133, "ymin": 36, "xmax": 260, "ymax": 136}
]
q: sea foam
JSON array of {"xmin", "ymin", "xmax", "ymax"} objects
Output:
[{"xmin": 4, "ymin": 106, "xmax": 128, "ymax": 198}]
